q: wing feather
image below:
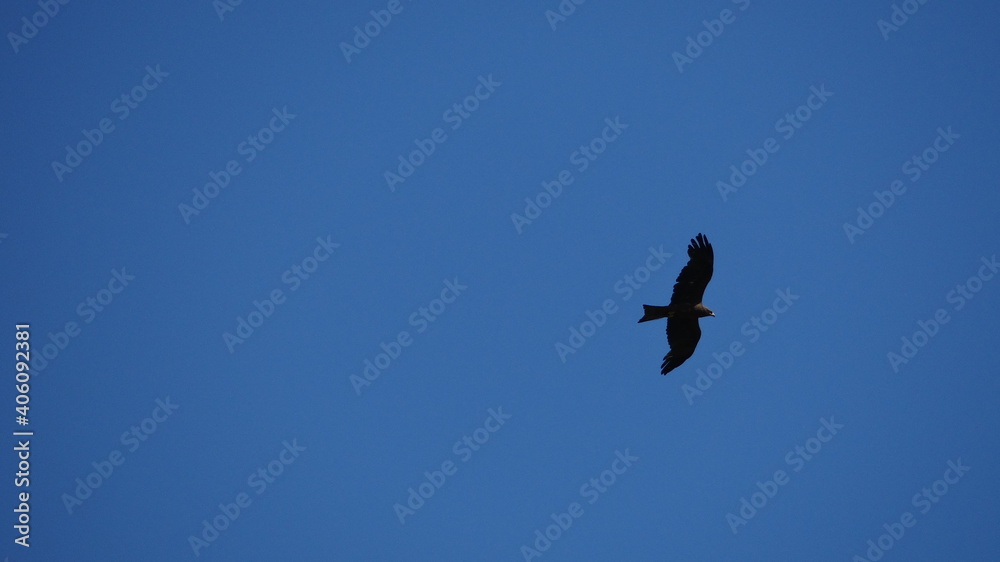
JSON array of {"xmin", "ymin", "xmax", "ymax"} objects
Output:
[
  {"xmin": 668, "ymin": 233, "xmax": 714, "ymax": 306},
  {"xmin": 661, "ymin": 317, "xmax": 702, "ymax": 375}
]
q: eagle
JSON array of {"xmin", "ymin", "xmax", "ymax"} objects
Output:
[{"xmin": 638, "ymin": 233, "xmax": 715, "ymax": 375}]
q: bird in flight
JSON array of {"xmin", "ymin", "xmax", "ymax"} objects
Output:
[{"xmin": 638, "ymin": 233, "xmax": 715, "ymax": 375}]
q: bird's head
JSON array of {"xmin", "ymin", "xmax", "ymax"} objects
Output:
[{"xmin": 702, "ymin": 307, "xmax": 715, "ymax": 318}]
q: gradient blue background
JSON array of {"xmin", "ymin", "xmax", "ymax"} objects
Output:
[{"xmin": 2, "ymin": 1, "xmax": 999, "ymax": 560}]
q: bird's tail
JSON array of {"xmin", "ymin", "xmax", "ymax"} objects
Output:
[{"xmin": 638, "ymin": 305, "xmax": 672, "ymax": 323}]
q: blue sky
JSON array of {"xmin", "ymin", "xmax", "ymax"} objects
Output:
[{"xmin": 3, "ymin": 1, "xmax": 999, "ymax": 560}]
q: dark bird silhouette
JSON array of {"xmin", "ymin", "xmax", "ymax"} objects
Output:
[{"xmin": 638, "ymin": 233, "xmax": 715, "ymax": 375}]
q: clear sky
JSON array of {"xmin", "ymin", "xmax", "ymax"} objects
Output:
[{"xmin": 3, "ymin": 1, "xmax": 999, "ymax": 561}]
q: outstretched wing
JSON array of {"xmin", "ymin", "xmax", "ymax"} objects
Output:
[
  {"xmin": 669, "ymin": 233, "xmax": 714, "ymax": 306},
  {"xmin": 661, "ymin": 317, "xmax": 702, "ymax": 375}
]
